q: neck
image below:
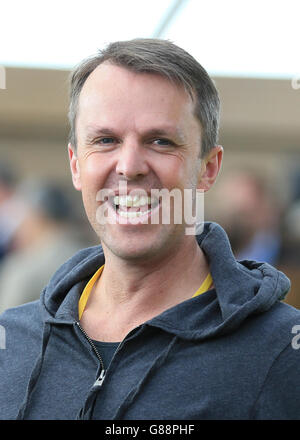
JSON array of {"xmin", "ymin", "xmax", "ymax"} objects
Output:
[
  {"xmin": 98, "ymin": 236, "xmax": 208, "ymax": 312},
  {"xmin": 80, "ymin": 236, "xmax": 210, "ymax": 342}
]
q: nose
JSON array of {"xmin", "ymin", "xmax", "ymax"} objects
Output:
[{"xmin": 115, "ymin": 140, "xmax": 149, "ymax": 180}]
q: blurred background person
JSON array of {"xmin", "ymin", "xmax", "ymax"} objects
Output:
[
  {"xmin": 209, "ymin": 169, "xmax": 282, "ymax": 265},
  {"xmin": 207, "ymin": 168, "xmax": 300, "ymax": 309},
  {"xmin": 0, "ymin": 161, "xmax": 27, "ymax": 265},
  {"xmin": 0, "ymin": 179, "xmax": 84, "ymax": 312},
  {"xmin": 277, "ymin": 171, "xmax": 300, "ymax": 309}
]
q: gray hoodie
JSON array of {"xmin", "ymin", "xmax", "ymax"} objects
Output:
[{"xmin": 0, "ymin": 222, "xmax": 299, "ymax": 420}]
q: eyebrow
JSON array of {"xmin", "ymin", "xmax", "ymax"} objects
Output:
[
  {"xmin": 84, "ymin": 125, "xmax": 187, "ymax": 143},
  {"xmin": 143, "ymin": 128, "xmax": 186, "ymax": 143},
  {"xmin": 85, "ymin": 126, "xmax": 115, "ymax": 140}
]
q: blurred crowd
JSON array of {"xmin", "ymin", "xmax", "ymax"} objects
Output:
[
  {"xmin": 207, "ymin": 168, "xmax": 300, "ymax": 309},
  {"xmin": 0, "ymin": 161, "xmax": 94, "ymax": 313},
  {"xmin": 0, "ymin": 160, "xmax": 299, "ymax": 313}
]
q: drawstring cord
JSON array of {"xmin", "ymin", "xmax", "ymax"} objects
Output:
[{"xmin": 16, "ymin": 323, "xmax": 52, "ymax": 419}]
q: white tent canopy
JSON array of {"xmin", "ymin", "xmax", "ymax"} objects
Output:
[{"xmin": 0, "ymin": 0, "xmax": 299, "ymax": 78}]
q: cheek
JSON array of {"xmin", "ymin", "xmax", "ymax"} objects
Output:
[
  {"xmin": 78, "ymin": 157, "xmax": 111, "ymax": 218},
  {"xmin": 153, "ymin": 155, "xmax": 191, "ymax": 189},
  {"xmin": 79, "ymin": 155, "xmax": 109, "ymax": 191}
]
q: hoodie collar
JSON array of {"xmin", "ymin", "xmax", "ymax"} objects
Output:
[
  {"xmin": 149, "ymin": 223, "xmax": 290, "ymax": 339},
  {"xmin": 41, "ymin": 222, "xmax": 290, "ymax": 339}
]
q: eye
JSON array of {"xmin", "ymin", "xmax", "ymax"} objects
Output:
[
  {"xmin": 153, "ymin": 138, "xmax": 174, "ymax": 146},
  {"xmin": 97, "ymin": 137, "xmax": 116, "ymax": 144}
]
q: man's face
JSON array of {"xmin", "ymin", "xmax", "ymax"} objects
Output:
[{"xmin": 69, "ymin": 63, "xmax": 207, "ymax": 262}]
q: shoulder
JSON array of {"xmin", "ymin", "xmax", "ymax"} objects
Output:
[
  {"xmin": 261, "ymin": 300, "xmax": 300, "ymax": 338},
  {"xmin": 243, "ymin": 300, "xmax": 300, "ymax": 365},
  {"xmin": 0, "ymin": 301, "xmax": 44, "ymax": 420},
  {"xmin": 250, "ymin": 302, "xmax": 300, "ymax": 419},
  {"xmin": 251, "ymin": 339, "xmax": 300, "ymax": 419},
  {"xmin": 0, "ymin": 300, "xmax": 43, "ymax": 350}
]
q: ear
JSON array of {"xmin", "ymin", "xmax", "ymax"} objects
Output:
[
  {"xmin": 68, "ymin": 143, "xmax": 82, "ymax": 191},
  {"xmin": 197, "ymin": 145, "xmax": 223, "ymax": 192}
]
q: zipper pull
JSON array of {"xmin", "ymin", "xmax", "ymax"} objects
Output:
[{"xmin": 93, "ymin": 369, "xmax": 106, "ymax": 387}]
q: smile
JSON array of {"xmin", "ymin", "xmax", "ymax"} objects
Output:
[{"xmin": 112, "ymin": 194, "xmax": 160, "ymax": 220}]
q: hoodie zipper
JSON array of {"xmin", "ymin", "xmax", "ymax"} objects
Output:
[
  {"xmin": 76, "ymin": 321, "xmax": 106, "ymax": 386},
  {"xmin": 76, "ymin": 321, "xmax": 143, "ymax": 388},
  {"xmin": 75, "ymin": 322, "xmax": 144, "ymax": 419}
]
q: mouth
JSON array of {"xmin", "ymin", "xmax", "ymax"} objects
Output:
[{"xmin": 111, "ymin": 194, "xmax": 160, "ymax": 220}]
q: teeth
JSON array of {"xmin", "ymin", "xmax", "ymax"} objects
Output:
[
  {"xmin": 118, "ymin": 209, "xmax": 152, "ymax": 218},
  {"xmin": 114, "ymin": 195, "xmax": 153, "ymax": 208},
  {"xmin": 133, "ymin": 195, "xmax": 148, "ymax": 207}
]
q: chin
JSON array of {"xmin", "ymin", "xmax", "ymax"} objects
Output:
[
  {"xmin": 99, "ymin": 225, "xmax": 185, "ymax": 264},
  {"xmin": 101, "ymin": 237, "xmax": 158, "ymax": 261}
]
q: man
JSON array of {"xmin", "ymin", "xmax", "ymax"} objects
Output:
[{"xmin": 0, "ymin": 39, "xmax": 299, "ymax": 420}]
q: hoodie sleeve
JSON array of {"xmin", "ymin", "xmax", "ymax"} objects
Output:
[{"xmin": 251, "ymin": 341, "xmax": 300, "ymax": 420}]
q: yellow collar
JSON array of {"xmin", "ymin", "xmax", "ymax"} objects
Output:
[
  {"xmin": 78, "ymin": 265, "xmax": 213, "ymax": 320},
  {"xmin": 78, "ymin": 265, "xmax": 104, "ymax": 320}
]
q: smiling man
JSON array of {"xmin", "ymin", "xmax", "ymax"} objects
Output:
[
  {"xmin": 0, "ymin": 39, "xmax": 299, "ymax": 420},
  {"xmin": 68, "ymin": 59, "xmax": 222, "ymax": 342}
]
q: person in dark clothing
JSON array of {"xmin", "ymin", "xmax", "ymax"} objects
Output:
[{"xmin": 0, "ymin": 39, "xmax": 299, "ymax": 420}]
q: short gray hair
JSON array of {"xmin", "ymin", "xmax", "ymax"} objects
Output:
[{"xmin": 68, "ymin": 38, "xmax": 220, "ymax": 157}]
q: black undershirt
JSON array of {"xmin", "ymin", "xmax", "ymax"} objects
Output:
[{"xmin": 92, "ymin": 339, "xmax": 120, "ymax": 370}]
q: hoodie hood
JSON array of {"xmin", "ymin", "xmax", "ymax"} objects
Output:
[
  {"xmin": 40, "ymin": 222, "xmax": 290, "ymax": 340},
  {"xmin": 4, "ymin": 221, "xmax": 294, "ymax": 421}
]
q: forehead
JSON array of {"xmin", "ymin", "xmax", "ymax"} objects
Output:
[
  {"xmin": 77, "ymin": 63, "xmax": 196, "ymax": 125},
  {"xmin": 80, "ymin": 62, "xmax": 190, "ymax": 98}
]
